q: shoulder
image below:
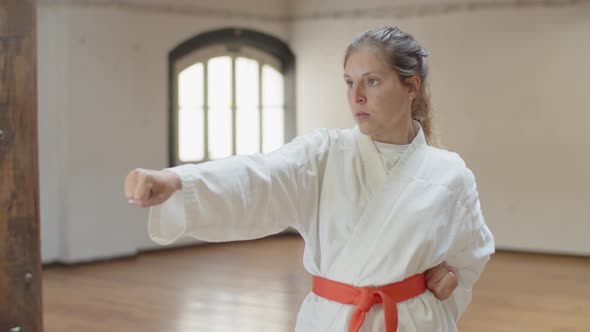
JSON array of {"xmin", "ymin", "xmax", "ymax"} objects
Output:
[
  {"xmin": 277, "ymin": 128, "xmax": 344, "ymax": 162},
  {"xmin": 290, "ymin": 127, "xmax": 355, "ymax": 148},
  {"xmin": 421, "ymin": 146, "xmax": 478, "ymax": 196}
]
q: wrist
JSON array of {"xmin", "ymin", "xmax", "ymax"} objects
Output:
[{"xmin": 163, "ymin": 170, "xmax": 182, "ymax": 191}]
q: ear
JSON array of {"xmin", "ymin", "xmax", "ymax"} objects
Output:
[{"xmin": 406, "ymin": 76, "xmax": 421, "ymax": 98}]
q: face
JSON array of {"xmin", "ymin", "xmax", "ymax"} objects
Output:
[{"xmin": 344, "ymin": 47, "xmax": 416, "ymax": 142}]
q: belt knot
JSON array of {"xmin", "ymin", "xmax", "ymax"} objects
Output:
[{"xmin": 357, "ymin": 287, "xmax": 380, "ymax": 312}]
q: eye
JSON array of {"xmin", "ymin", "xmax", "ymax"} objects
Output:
[
  {"xmin": 345, "ymin": 80, "xmax": 353, "ymax": 88},
  {"xmin": 368, "ymin": 78, "xmax": 378, "ymax": 86}
]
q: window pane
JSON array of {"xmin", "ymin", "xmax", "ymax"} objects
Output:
[
  {"xmin": 208, "ymin": 56, "xmax": 232, "ymax": 107},
  {"xmin": 208, "ymin": 107, "xmax": 232, "ymax": 159},
  {"xmin": 236, "ymin": 108, "xmax": 260, "ymax": 155},
  {"xmin": 236, "ymin": 57, "xmax": 259, "ymax": 108},
  {"xmin": 178, "ymin": 108, "xmax": 204, "ymax": 162},
  {"xmin": 178, "ymin": 63, "xmax": 203, "ymax": 108},
  {"xmin": 262, "ymin": 65, "xmax": 284, "ymax": 107},
  {"xmin": 263, "ymin": 107, "xmax": 284, "ymax": 153}
]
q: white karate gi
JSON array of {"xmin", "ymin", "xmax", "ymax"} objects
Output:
[{"xmin": 148, "ymin": 120, "xmax": 495, "ymax": 331}]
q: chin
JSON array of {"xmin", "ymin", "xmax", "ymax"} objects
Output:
[{"xmin": 356, "ymin": 122, "xmax": 375, "ymax": 136}]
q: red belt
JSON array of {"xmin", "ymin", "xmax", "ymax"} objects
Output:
[{"xmin": 312, "ymin": 273, "xmax": 427, "ymax": 332}]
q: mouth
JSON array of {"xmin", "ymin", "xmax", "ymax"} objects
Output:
[{"xmin": 354, "ymin": 112, "xmax": 369, "ymax": 118}]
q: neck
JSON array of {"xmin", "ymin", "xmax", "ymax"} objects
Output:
[{"xmin": 372, "ymin": 118, "xmax": 416, "ymax": 145}]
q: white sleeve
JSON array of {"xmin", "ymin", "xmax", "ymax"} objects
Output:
[
  {"xmin": 148, "ymin": 129, "xmax": 330, "ymax": 245},
  {"xmin": 442, "ymin": 167, "xmax": 495, "ymax": 322}
]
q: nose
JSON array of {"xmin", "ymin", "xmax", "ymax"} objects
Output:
[{"xmin": 352, "ymin": 85, "xmax": 366, "ymax": 104}]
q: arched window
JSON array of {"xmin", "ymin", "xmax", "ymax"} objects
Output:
[{"xmin": 169, "ymin": 28, "xmax": 295, "ymax": 166}]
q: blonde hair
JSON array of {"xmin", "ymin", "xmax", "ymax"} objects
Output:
[{"xmin": 344, "ymin": 26, "xmax": 439, "ymax": 146}]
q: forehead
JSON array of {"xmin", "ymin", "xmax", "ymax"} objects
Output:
[{"xmin": 344, "ymin": 47, "xmax": 393, "ymax": 76}]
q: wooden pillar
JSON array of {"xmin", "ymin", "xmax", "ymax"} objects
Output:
[{"xmin": 0, "ymin": 0, "xmax": 43, "ymax": 331}]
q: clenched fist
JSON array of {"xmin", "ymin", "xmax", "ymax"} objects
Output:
[
  {"xmin": 125, "ymin": 168, "xmax": 182, "ymax": 208},
  {"xmin": 425, "ymin": 261, "xmax": 459, "ymax": 300}
]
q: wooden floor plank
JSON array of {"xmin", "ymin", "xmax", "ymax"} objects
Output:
[{"xmin": 43, "ymin": 235, "xmax": 590, "ymax": 331}]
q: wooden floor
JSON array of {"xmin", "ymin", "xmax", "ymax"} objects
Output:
[{"xmin": 43, "ymin": 235, "xmax": 590, "ymax": 332}]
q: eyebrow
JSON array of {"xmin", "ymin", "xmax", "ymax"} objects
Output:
[{"xmin": 343, "ymin": 72, "xmax": 385, "ymax": 79}]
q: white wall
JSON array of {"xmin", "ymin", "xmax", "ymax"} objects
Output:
[
  {"xmin": 291, "ymin": 3, "xmax": 590, "ymax": 255},
  {"xmin": 38, "ymin": 6, "xmax": 62, "ymax": 264},
  {"xmin": 39, "ymin": 0, "xmax": 590, "ymax": 263},
  {"xmin": 38, "ymin": 1, "xmax": 290, "ymax": 263}
]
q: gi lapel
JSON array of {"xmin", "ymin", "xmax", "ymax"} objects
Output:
[{"xmin": 329, "ymin": 121, "xmax": 428, "ymax": 283}]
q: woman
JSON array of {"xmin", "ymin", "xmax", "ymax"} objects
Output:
[{"xmin": 125, "ymin": 26, "xmax": 494, "ymax": 331}]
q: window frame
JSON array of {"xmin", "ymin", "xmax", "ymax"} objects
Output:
[{"xmin": 168, "ymin": 28, "xmax": 296, "ymax": 166}]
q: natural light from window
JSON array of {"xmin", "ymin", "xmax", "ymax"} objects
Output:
[{"xmin": 177, "ymin": 56, "xmax": 285, "ymax": 162}]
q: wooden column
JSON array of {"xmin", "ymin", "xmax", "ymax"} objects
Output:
[{"xmin": 0, "ymin": 0, "xmax": 43, "ymax": 331}]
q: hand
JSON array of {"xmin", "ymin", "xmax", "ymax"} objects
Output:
[
  {"xmin": 124, "ymin": 168, "xmax": 181, "ymax": 208},
  {"xmin": 425, "ymin": 261, "xmax": 458, "ymax": 300}
]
